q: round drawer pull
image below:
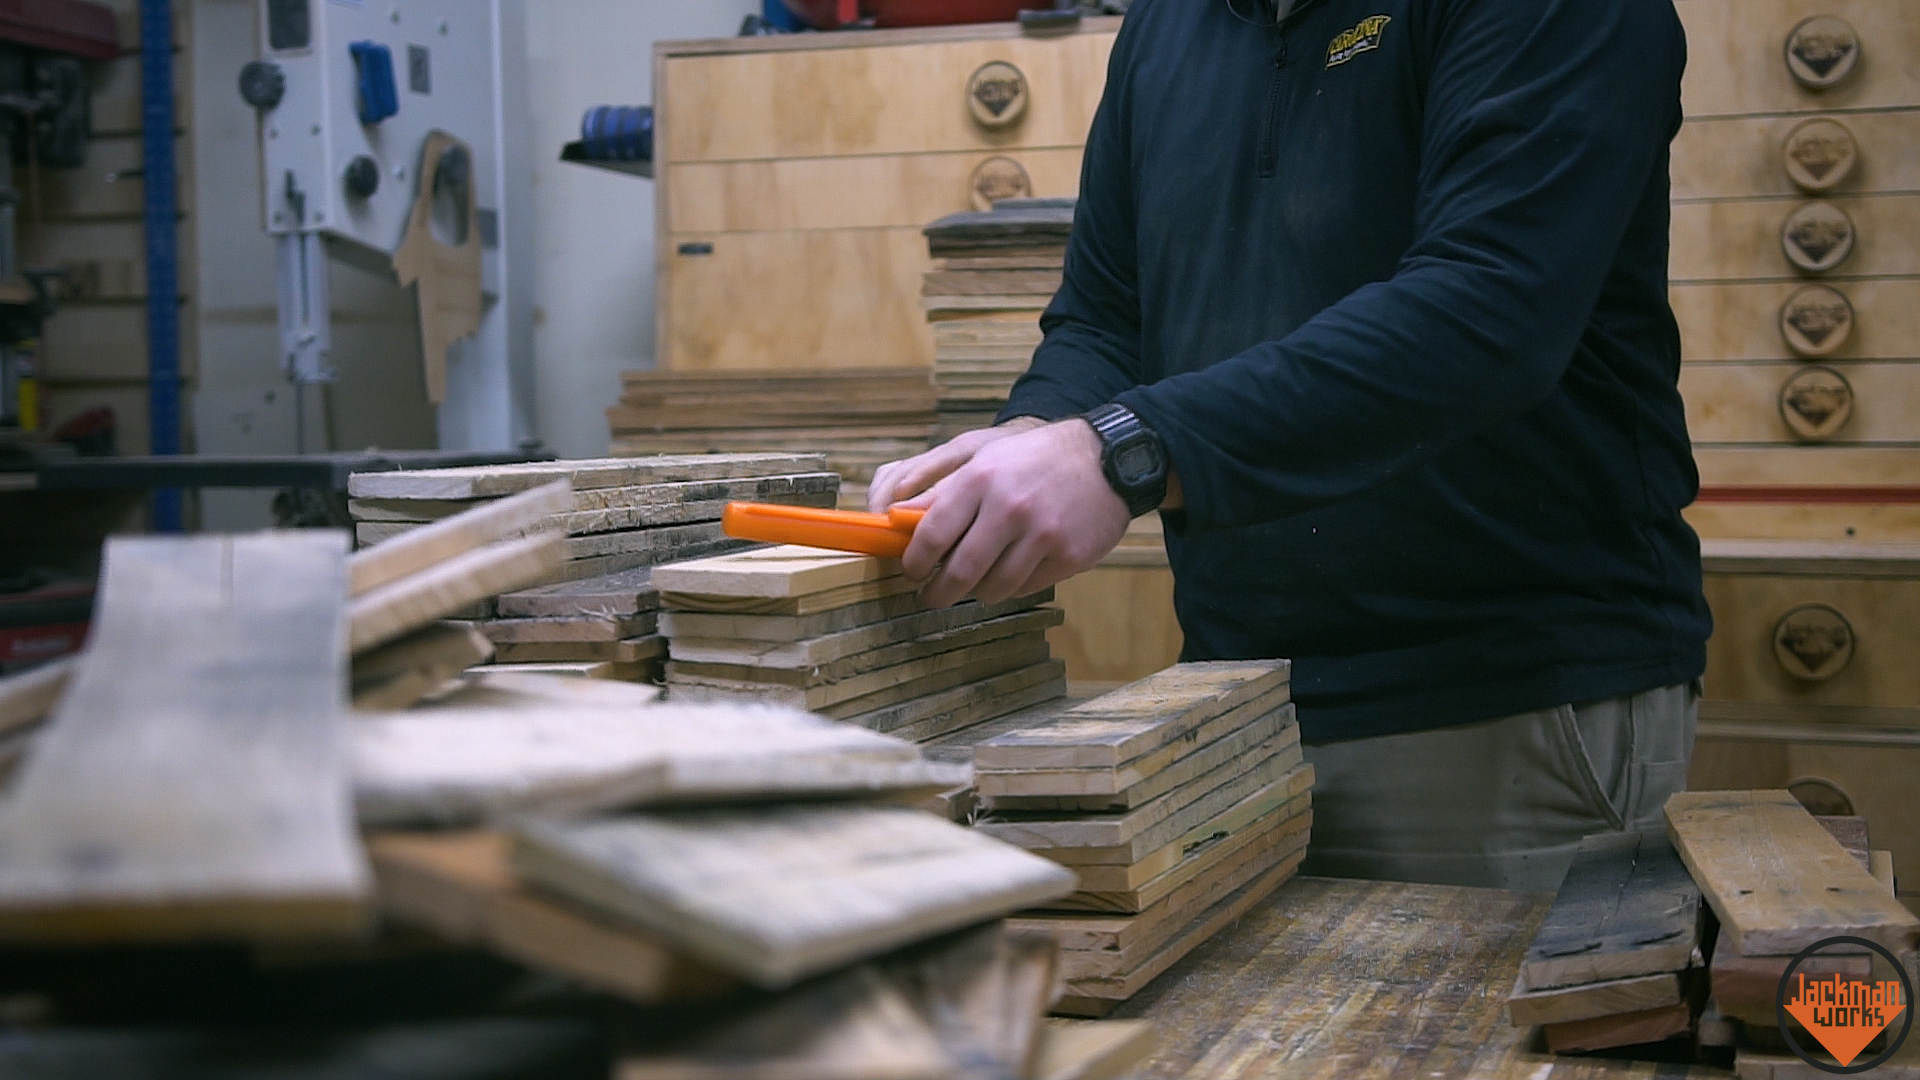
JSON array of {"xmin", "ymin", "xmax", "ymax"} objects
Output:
[
  {"xmin": 967, "ymin": 61, "xmax": 1030, "ymax": 129},
  {"xmin": 1772, "ymin": 602, "xmax": 1855, "ymax": 682},
  {"xmin": 1779, "ymin": 284, "xmax": 1854, "ymax": 358},
  {"xmin": 969, "ymin": 155, "xmax": 1033, "ymax": 210},
  {"xmin": 1787, "ymin": 776, "xmax": 1857, "ymax": 817},
  {"xmin": 1781, "ymin": 200, "xmax": 1855, "ymax": 274},
  {"xmin": 1778, "ymin": 365, "xmax": 1854, "ymax": 442},
  {"xmin": 1785, "ymin": 15, "xmax": 1860, "ymax": 91},
  {"xmin": 1782, "ymin": 117, "xmax": 1857, "ymax": 192}
]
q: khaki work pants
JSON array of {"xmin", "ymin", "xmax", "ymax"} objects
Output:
[{"xmin": 1299, "ymin": 682, "xmax": 1698, "ymax": 894}]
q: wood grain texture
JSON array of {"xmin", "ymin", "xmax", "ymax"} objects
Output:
[
  {"xmin": 1108, "ymin": 876, "xmax": 1724, "ymax": 1080},
  {"xmin": 498, "ymin": 567, "xmax": 661, "ymax": 619},
  {"xmin": 653, "ymin": 545, "xmax": 898, "ymax": 600},
  {"xmin": 0, "ymin": 534, "xmax": 371, "ymax": 943},
  {"xmin": 347, "ymin": 533, "xmax": 568, "ymax": 654},
  {"xmin": 669, "ymin": 609, "xmax": 1060, "ymax": 691},
  {"xmin": 1518, "ymin": 831, "xmax": 1702, "ymax": 992},
  {"xmin": 988, "ymin": 711, "xmax": 1295, "ymax": 814},
  {"xmin": 978, "ymin": 693, "xmax": 1294, "ymax": 799},
  {"xmin": 1683, "ymin": 361, "xmax": 1920, "ymax": 445},
  {"xmin": 664, "ymin": 593, "xmax": 1051, "ymax": 668},
  {"xmin": 1686, "ymin": 500, "xmax": 1920, "ymax": 543},
  {"xmin": 976, "ymin": 661, "xmax": 1291, "ymax": 771},
  {"xmin": 851, "ymin": 660, "xmax": 1068, "ymax": 741},
  {"xmin": 429, "ymin": 670, "xmax": 664, "ymax": 710},
  {"xmin": 1675, "ymin": 0, "xmax": 1920, "ymax": 118},
  {"xmin": 1695, "ymin": 446, "xmax": 1920, "ymax": 487},
  {"xmin": 0, "ymin": 657, "xmax": 75, "ymax": 739},
  {"xmin": 1701, "ymin": 569, "xmax": 1920, "ymax": 710},
  {"xmin": 351, "ymin": 473, "xmax": 841, "ymax": 524},
  {"xmin": 658, "ymin": 587, "xmax": 927, "ymax": 641},
  {"xmin": 671, "ymin": 633, "xmax": 1054, "ymax": 714},
  {"xmin": 477, "ymin": 612, "xmax": 657, "ymax": 644},
  {"xmin": 346, "ymin": 454, "xmax": 827, "ymax": 500},
  {"xmin": 493, "ymin": 634, "xmax": 665, "ymax": 665},
  {"xmin": 1506, "ymin": 971, "xmax": 1682, "ymax": 1027},
  {"xmin": 512, "ymin": 805, "xmax": 1076, "ymax": 988},
  {"xmin": 1710, "ymin": 924, "xmax": 1872, "ymax": 1026},
  {"xmin": 1673, "ymin": 279, "xmax": 1920, "ymax": 363},
  {"xmin": 368, "ymin": 830, "xmax": 734, "ymax": 1005},
  {"xmin": 1053, "ymin": 798, "xmax": 1313, "ymax": 915},
  {"xmin": 351, "ymin": 703, "xmax": 951, "ymax": 826},
  {"xmin": 1665, "ymin": 789, "xmax": 1919, "ymax": 955},
  {"xmin": 1049, "ymin": 565, "xmax": 1184, "ymax": 687},
  {"xmin": 1672, "ymin": 111, "xmax": 1920, "ymax": 201},
  {"xmin": 1669, "ymin": 195, "xmax": 1920, "ymax": 283},
  {"xmin": 1540, "ymin": 1002, "xmax": 1693, "ymax": 1054},
  {"xmin": 348, "ymin": 481, "xmax": 573, "ymax": 596},
  {"xmin": 1033, "ymin": 1019, "xmax": 1155, "ymax": 1080}
]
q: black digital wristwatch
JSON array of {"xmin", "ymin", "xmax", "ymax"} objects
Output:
[{"xmin": 1083, "ymin": 403, "xmax": 1168, "ymax": 518}]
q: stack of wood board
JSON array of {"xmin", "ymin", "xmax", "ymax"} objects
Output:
[
  {"xmin": 972, "ymin": 661, "xmax": 1309, "ymax": 1015},
  {"xmin": 1668, "ymin": 790, "xmax": 1920, "ymax": 1070},
  {"xmin": 1505, "ymin": 831, "xmax": 1706, "ymax": 1054},
  {"xmin": 655, "ymin": 545, "xmax": 1068, "ymax": 738},
  {"xmin": 605, "ymin": 371, "xmax": 935, "ymax": 508},
  {"xmin": 347, "ymin": 454, "xmax": 837, "ymax": 681},
  {"xmin": 923, "ymin": 199, "xmax": 1072, "ymax": 443}
]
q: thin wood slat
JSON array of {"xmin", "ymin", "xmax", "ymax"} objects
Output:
[
  {"xmin": 658, "ymin": 586, "xmax": 926, "ymax": 639},
  {"xmin": 369, "ymin": 830, "xmax": 734, "ymax": 1006},
  {"xmin": 1517, "ymin": 830, "xmax": 1702, "ymax": 992},
  {"xmin": 977, "ymin": 693, "xmax": 1294, "ymax": 799},
  {"xmin": 652, "ymin": 545, "xmax": 899, "ymax": 600},
  {"xmin": 350, "ymin": 703, "xmax": 953, "ymax": 827},
  {"xmin": 664, "ymin": 592, "xmax": 1052, "ymax": 669},
  {"xmin": 349, "ymin": 472, "xmax": 842, "ymax": 524},
  {"xmin": 975, "ymin": 661, "xmax": 1291, "ymax": 771},
  {"xmin": 1540, "ymin": 1002, "xmax": 1693, "ymax": 1054},
  {"xmin": 1056, "ymin": 795, "xmax": 1313, "ymax": 912},
  {"xmin": 989, "ymin": 709, "xmax": 1291, "ymax": 813},
  {"xmin": 476, "ymin": 612, "xmax": 657, "ymax": 644},
  {"xmin": 852, "ymin": 660, "xmax": 1068, "ymax": 741},
  {"xmin": 347, "ymin": 533, "xmax": 568, "ymax": 654},
  {"xmin": 1664, "ymin": 789, "xmax": 1920, "ymax": 955},
  {"xmin": 497, "ymin": 567, "xmax": 661, "ymax": 619},
  {"xmin": 671, "ymin": 633, "xmax": 1053, "ymax": 714},
  {"xmin": 512, "ymin": 805, "xmax": 1077, "ymax": 988},
  {"xmin": 346, "ymin": 453, "xmax": 828, "ymax": 499},
  {"xmin": 350, "ymin": 622, "xmax": 495, "ymax": 711},
  {"xmin": 669, "ymin": 609, "xmax": 1061, "ymax": 691},
  {"xmin": 348, "ymin": 481, "xmax": 573, "ymax": 597},
  {"xmin": 0, "ymin": 534, "xmax": 371, "ymax": 943},
  {"xmin": 1032, "ymin": 1019, "xmax": 1156, "ymax": 1080},
  {"xmin": 1506, "ymin": 971, "xmax": 1683, "ymax": 1027}
]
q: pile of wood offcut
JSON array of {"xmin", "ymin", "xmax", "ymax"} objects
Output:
[
  {"xmin": 0, "ymin": 523, "xmax": 1155, "ymax": 1080},
  {"xmin": 605, "ymin": 369, "xmax": 937, "ymax": 509},
  {"xmin": 656, "ymin": 545, "xmax": 1068, "ymax": 740},
  {"xmin": 348, "ymin": 454, "xmax": 835, "ymax": 683},
  {"xmin": 971, "ymin": 661, "xmax": 1312, "ymax": 1016},
  {"xmin": 923, "ymin": 198, "xmax": 1071, "ymax": 444}
]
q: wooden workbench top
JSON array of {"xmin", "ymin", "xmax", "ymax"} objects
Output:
[{"xmin": 1113, "ymin": 876, "xmax": 1730, "ymax": 1080}]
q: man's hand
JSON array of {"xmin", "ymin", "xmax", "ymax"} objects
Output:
[
  {"xmin": 868, "ymin": 416, "xmax": 1047, "ymax": 513},
  {"xmin": 890, "ymin": 419, "xmax": 1132, "ymax": 607}
]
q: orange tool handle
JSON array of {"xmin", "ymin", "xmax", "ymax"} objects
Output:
[{"xmin": 722, "ymin": 501, "xmax": 927, "ymax": 559}]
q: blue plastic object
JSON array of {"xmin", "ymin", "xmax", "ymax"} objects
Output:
[
  {"xmin": 141, "ymin": 0, "xmax": 182, "ymax": 530},
  {"xmin": 579, "ymin": 105, "xmax": 653, "ymax": 163},
  {"xmin": 761, "ymin": 0, "xmax": 807, "ymax": 31},
  {"xmin": 350, "ymin": 41, "xmax": 399, "ymax": 125}
]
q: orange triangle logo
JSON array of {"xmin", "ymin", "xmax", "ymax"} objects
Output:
[{"xmin": 1783, "ymin": 973, "xmax": 1908, "ymax": 1067}]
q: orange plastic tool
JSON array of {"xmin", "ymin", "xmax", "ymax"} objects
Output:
[{"xmin": 722, "ymin": 501, "xmax": 928, "ymax": 559}]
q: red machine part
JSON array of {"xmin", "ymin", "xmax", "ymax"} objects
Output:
[
  {"xmin": 0, "ymin": 0, "xmax": 120, "ymax": 62},
  {"xmin": 781, "ymin": 0, "xmax": 1033, "ymax": 29}
]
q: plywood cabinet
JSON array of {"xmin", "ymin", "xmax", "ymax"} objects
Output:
[{"xmin": 652, "ymin": 20, "xmax": 1120, "ymax": 372}]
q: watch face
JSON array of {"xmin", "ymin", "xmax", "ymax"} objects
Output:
[{"xmin": 1115, "ymin": 440, "xmax": 1161, "ymax": 485}]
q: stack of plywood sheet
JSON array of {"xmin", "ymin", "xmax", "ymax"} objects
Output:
[
  {"xmin": 347, "ymin": 455, "xmax": 837, "ymax": 682},
  {"xmin": 1505, "ymin": 831, "xmax": 1706, "ymax": 1054},
  {"xmin": 972, "ymin": 661, "xmax": 1310, "ymax": 1016},
  {"xmin": 655, "ymin": 546, "xmax": 1068, "ymax": 740},
  {"xmin": 1667, "ymin": 790, "xmax": 1919, "ymax": 1073},
  {"xmin": 923, "ymin": 199, "xmax": 1071, "ymax": 444},
  {"xmin": 605, "ymin": 371, "xmax": 936, "ymax": 509}
]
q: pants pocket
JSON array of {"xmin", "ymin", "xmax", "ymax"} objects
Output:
[{"xmin": 1552, "ymin": 702, "xmax": 1626, "ymax": 831}]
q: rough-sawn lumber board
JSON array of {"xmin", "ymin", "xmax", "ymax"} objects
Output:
[{"xmin": 1517, "ymin": 830, "xmax": 1702, "ymax": 992}]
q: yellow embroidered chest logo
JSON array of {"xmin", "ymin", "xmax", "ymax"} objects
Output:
[{"xmin": 1327, "ymin": 15, "xmax": 1391, "ymax": 68}]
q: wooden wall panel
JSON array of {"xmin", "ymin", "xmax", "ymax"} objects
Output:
[
  {"xmin": 1676, "ymin": 0, "xmax": 1920, "ymax": 118},
  {"xmin": 1694, "ymin": 446, "xmax": 1920, "ymax": 485},
  {"xmin": 1670, "ymin": 194, "xmax": 1920, "ymax": 282},
  {"xmin": 1681, "ymin": 360, "xmax": 1920, "ymax": 444},
  {"xmin": 1672, "ymin": 110, "xmax": 1920, "ymax": 201},
  {"xmin": 1701, "ymin": 572, "xmax": 1920, "ymax": 709},
  {"xmin": 1686, "ymin": 502, "xmax": 1920, "ymax": 542},
  {"xmin": 1673, "ymin": 279, "xmax": 1920, "ymax": 362},
  {"xmin": 1047, "ymin": 564, "xmax": 1182, "ymax": 690},
  {"xmin": 662, "ymin": 227, "xmax": 934, "ymax": 370},
  {"xmin": 660, "ymin": 30, "xmax": 1117, "ymax": 164},
  {"xmin": 40, "ymin": 304, "xmax": 194, "ymax": 384},
  {"xmin": 666, "ymin": 148, "xmax": 1084, "ymax": 234}
]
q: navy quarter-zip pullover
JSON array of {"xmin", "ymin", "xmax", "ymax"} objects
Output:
[{"xmin": 1000, "ymin": 0, "xmax": 1712, "ymax": 741}]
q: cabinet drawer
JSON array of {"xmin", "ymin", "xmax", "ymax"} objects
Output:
[
  {"xmin": 1677, "ymin": 0, "xmax": 1920, "ymax": 118},
  {"xmin": 659, "ymin": 29, "xmax": 1117, "ymax": 163},
  {"xmin": 666, "ymin": 148, "xmax": 1083, "ymax": 234},
  {"xmin": 1672, "ymin": 109, "xmax": 1920, "ymax": 201},
  {"xmin": 1670, "ymin": 194, "xmax": 1920, "ymax": 283},
  {"xmin": 1695, "ymin": 445, "xmax": 1920, "ymax": 486},
  {"xmin": 662, "ymin": 227, "xmax": 933, "ymax": 371},
  {"xmin": 1702, "ymin": 559, "xmax": 1920, "ymax": 710},
  {"xmin": 1682, "ymin": 360, "xmax": 1920, "ymax": 444},
  {"xmin": 1673, "ymin": 279, "xmax": 1920, "ymax": 362}
]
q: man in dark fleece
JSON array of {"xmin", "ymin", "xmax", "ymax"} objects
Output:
[{"xmin": 868, "ymin": 0, "xmax": 1710, "ymax": 891}]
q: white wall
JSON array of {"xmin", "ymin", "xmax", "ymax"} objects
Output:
[{"xmin": 523, "ymin": 0, "xmax": 759, "ymax": 460}]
